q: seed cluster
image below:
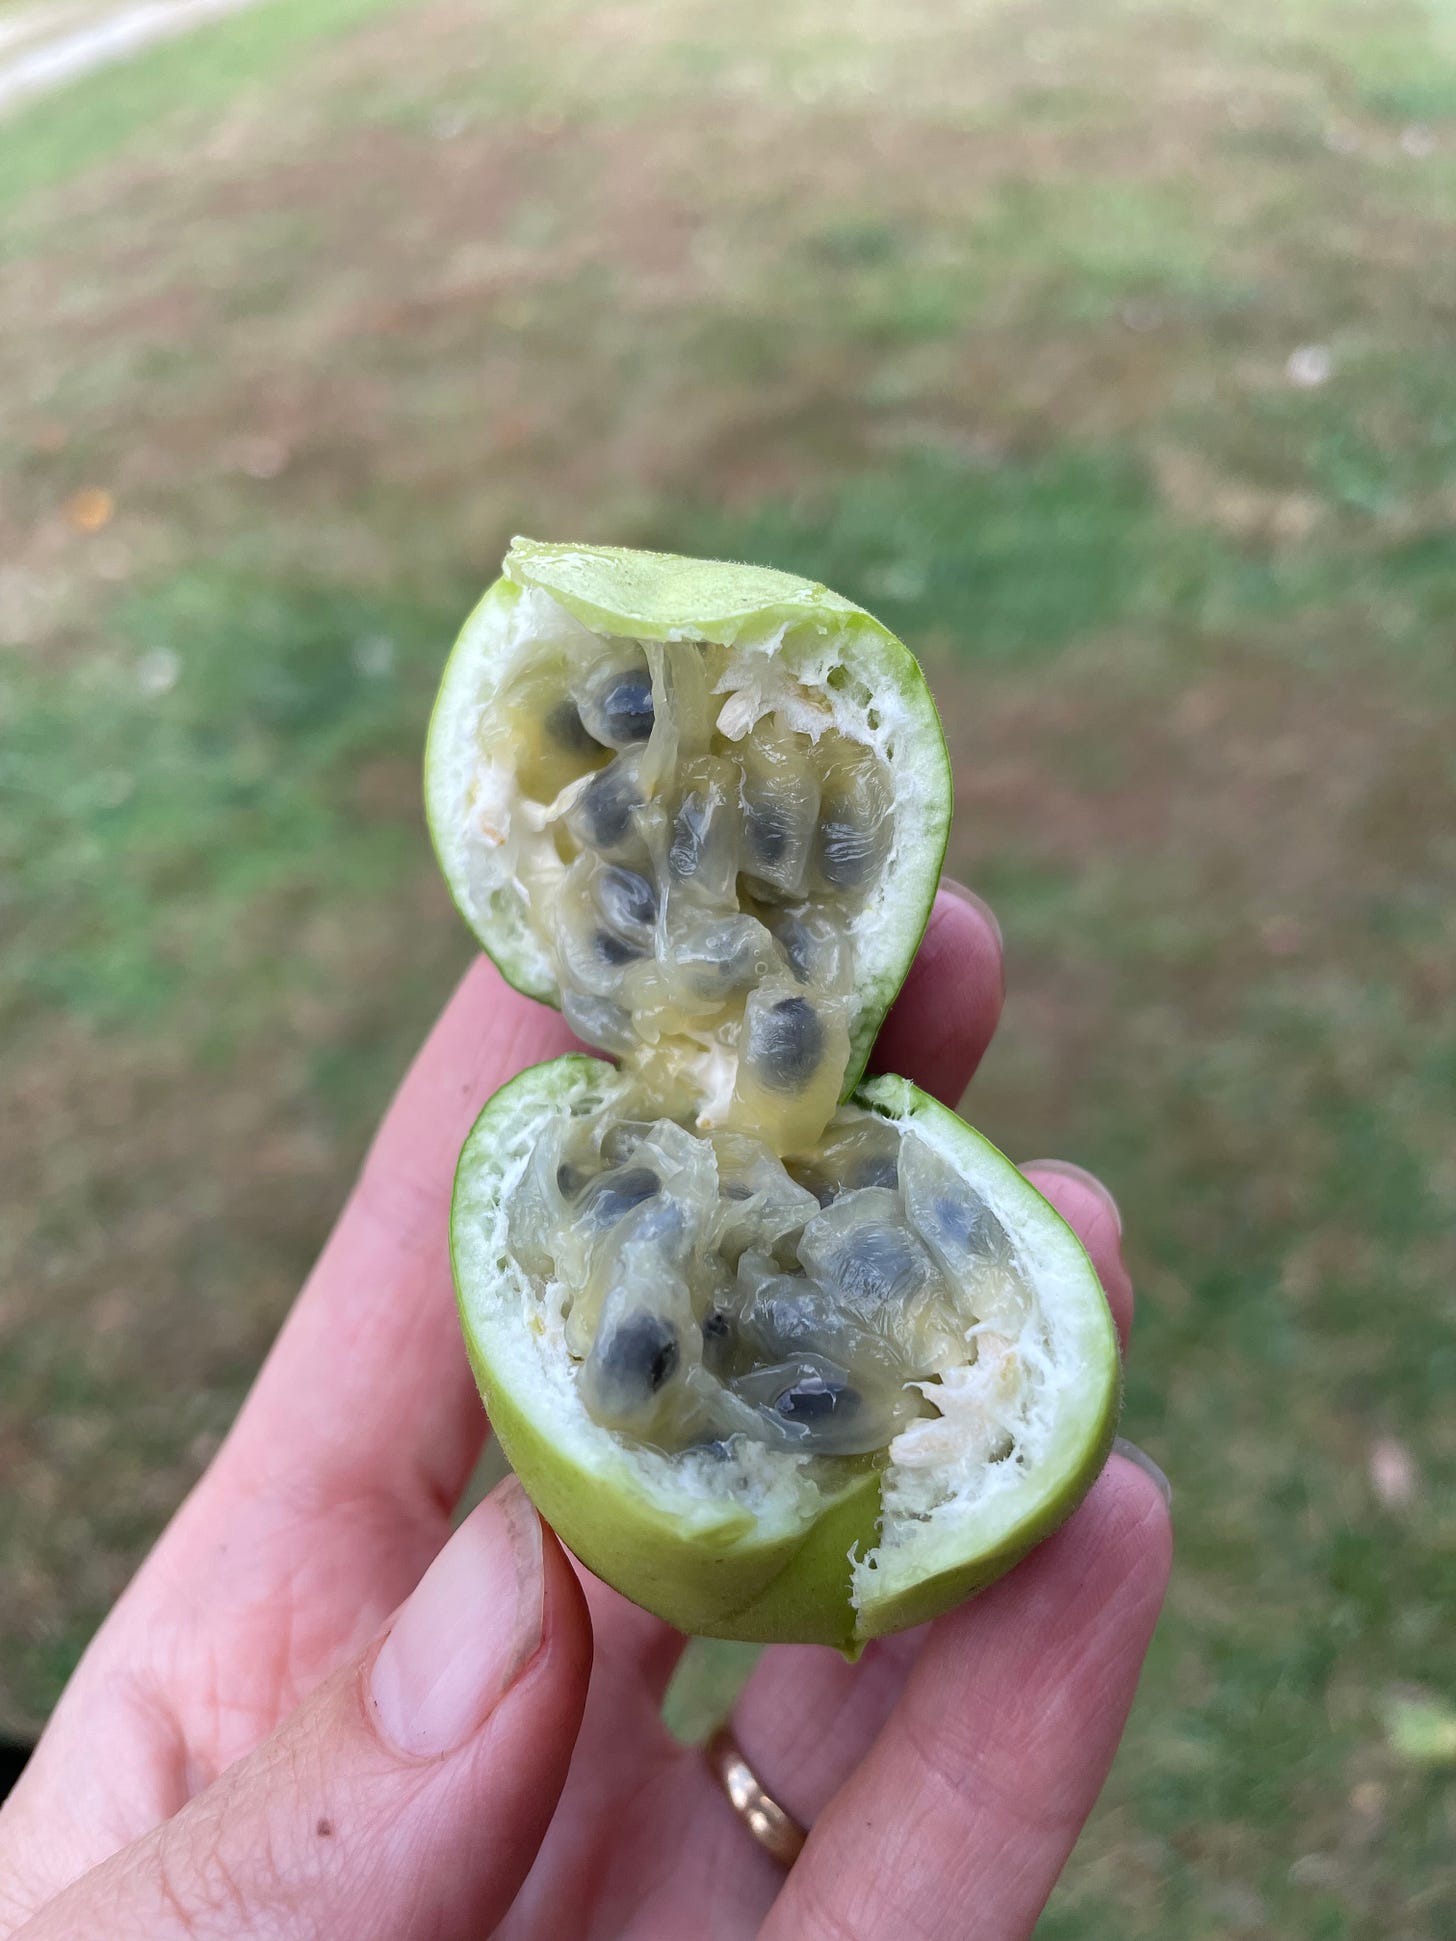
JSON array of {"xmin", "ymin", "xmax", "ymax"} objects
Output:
[
  {"xmin": 487, "ymin": 632, "xmax": 1025, "ymax": 1463},
  {"xmin": 507, "ymin": 1105, "xmax": 1031, "ymax": 1459},
  {"xmin": 481, "ymin": 636, "xmax": 891, "ymax": 1151}
]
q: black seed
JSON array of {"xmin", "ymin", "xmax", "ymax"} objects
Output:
[
  {"xmin": 721, "ymin": 1182, "xmax": 754, "ymax": 1201},
  {"xmin": 816, "ymin": 810, "xmax": 879, "ymax": 889},
  {"xmin": 598, "ymin": 866, "xmax": 657, "ymax": 932},
  {"xmin": 836, "ymin": 1226, "xmax": 920, "ymax": 1306},
  {"xmin": 668, "ymin": 791, "xmax": 710, "ymax": 878},
  {"xmin": 599, "ymin": 1313, "xmax": 679, "ymax": 1395},
  {"xmin": 594, "ymin": 928, "xmax": 642, "ymax": 966},
  {"xmin": 748, "ymin": 995, "xmax": 823, "ymax": 1091},
  {"xmin": 582, "ymin": 1166, "xmax": 660, "ymax": 1227},
  {"xmin": 774, "ymin": 1372, "xmax": 856, "ymax": 1424},
  {"xmin": 556, "ymin": 1161, "xmax": 590, "ymax": 1199},
  {"xmin": 599, "ymin": 671, "xmax": 654, "ymax": 745},
  {"xmin": 578, "ymin": 763, "xmax": 641, "ymax": 848},
  {"xmin": 703, "ymin": 1308, "xmax": 733, "ymax": 1343},
  {"xmin": 546, "ymin": 697, "xmax": 598, "ymax": 756}
]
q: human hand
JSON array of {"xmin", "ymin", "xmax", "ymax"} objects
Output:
[{"xmin": 0, "ymin": 885, "xmax": 1170, "ymax": 1940}]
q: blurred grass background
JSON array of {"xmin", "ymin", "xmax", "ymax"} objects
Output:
[{"xmin": 1, "ymin": 0, "xmax": 1454, "ymax": 1932}]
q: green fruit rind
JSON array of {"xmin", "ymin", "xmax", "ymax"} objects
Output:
[
  {"xmin": 451, "ymin": 1057, "xmax": 1122, "ymax": 1649},
  {"xmin": 423, "ymin": 540, "xmax": 952, "ymax": 1096}
]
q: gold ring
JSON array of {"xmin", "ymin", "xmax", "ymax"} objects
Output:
[{"xmin": 705, "ymin": 1725, "xmax": 808, "ymax": 1867}]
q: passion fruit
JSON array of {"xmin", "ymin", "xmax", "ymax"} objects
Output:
[
  {"xmin": 425, "ymin": 538, "xmax": 951, "ymax": 1133},
  {"xmin": 429, "ymin": 540, "xmax": 1120, "ymax": 1648}
]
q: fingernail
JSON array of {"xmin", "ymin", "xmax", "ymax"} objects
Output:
[
  {"xmin": 938, "ymin": 878, "xmax": 1003, "ymax": 953},
  {"xmin": 1021, "ymin": 1159, "xmax": 1123, "ymax": 1237},
  {"xmin": 1113, "ymin": 1436, "xmax": 1173, "ymax": 1510},
  {"xmin": 370, "ymin": 1477, "xmax": 543, "ymax": 1758}
]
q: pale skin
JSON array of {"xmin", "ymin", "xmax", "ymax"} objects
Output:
[{"xmin": 0, "ymin": 885, "xmax": 1171, "ymax": 1940}]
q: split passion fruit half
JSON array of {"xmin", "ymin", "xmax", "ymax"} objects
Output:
[{"xmin": 428, "ymin": 540, "xmax": 1119, "ymax": 1649}]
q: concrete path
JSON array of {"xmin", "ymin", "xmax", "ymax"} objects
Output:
[{"xmin": 0, "ymin": 0, "xmax": 264, "ymax": 115}]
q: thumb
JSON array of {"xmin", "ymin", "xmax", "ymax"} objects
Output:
[{"xmin": 21, "ymin": 1478, "xmax": 591, "ymax": 1941}]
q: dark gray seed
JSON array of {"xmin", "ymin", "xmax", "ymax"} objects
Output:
[
  {"xmin": 721, "ymin": 1182, "xmax": 754, "ymax": 1201},
  {"xmin": 598, "ymin": 866, "xmax": 657, "ymax": 933},
  {"xmin": 594, "ymin": 929, "xmax": 643, "ymax": 967},
  {"xmin": 744, "ymin": 790, "xmax": 793, "ymax": 869},
  {"xmin": 562, "ymin": 991, "xmax": 633, "ymax": 1053},
  {"xmin": 816, "ymin": 809, "xmax": 879, "ymax": 889},
  {"xmin": 786, "ymin": 1162, "xmax": 836, "ymax": 1206},
  {"xmin": 556, "ymin": 1161, "xmax": 590, "ymax": 1199},
  {"xmin": 748, "ymin": 995, "xmax": 823, "ymax": 1091},
  {"xmin": 769, "ymin": 913, "xmax": 814, "ymax": 983},
  {"xmin": 836, "ymin": 1226, "xmax": 921, "ymax": 1306},
  {"xmin": 744, "ymin": 1291, "xmax": 831, "ymax": 1360},
  {"xmin": 582, "ymin": 1167, "xmax": 659, "ymax": 1227},
  {"xmin": 701, "ymin": 1307, "xmax": 736, "ymax": 1375},
  {"xmin": 847, "ymin": 1154, "xmax": 899, "ymax": 1192},
  {"xmin": 629, "ymin": 1196, "xmax": 686, "ymax": 1252},
  {"xmin": 668, "ymin": 791, "xmax": 710, "ymax": 878},
  {"xmin": 681, "ymin": 918, "xmax": 766, "ymax": 996},
  {"xmin": 774, "ymin": 1371, "xmax": 856, "ymax": 1425},
  {"xmin": 578, "ymin": 763, "xmax": 642, "ymax": 848},
  {"xmin": 546, "ymin": 697, "xmax": 598, "ymax": 756},
  {"xmin": 934, "ymin": 1192, "xmax": 1009, "ymax": 1260},
  {"xmin": 599, "ymin": 672, "xmax": 655, "ymax": 745},
  {"xmin": 599, "ymin": 1313, "xmax": 679, "ymax": 1396}
]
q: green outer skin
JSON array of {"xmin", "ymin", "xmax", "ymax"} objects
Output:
[
  {"xmin": 451, "ymin": 1059, "xmax": 1122, "ymax": 1651},
  {"xmin": 423, "ymin": 539, "xmax": 952, "ymax": 1098}
]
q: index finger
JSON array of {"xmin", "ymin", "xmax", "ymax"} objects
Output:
[{"xmin": 213, "ymin": 955, "xmax": 575, "ymax": 1517}]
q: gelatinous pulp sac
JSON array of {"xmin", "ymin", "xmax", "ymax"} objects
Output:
[
  {"xmin": 506, "ymin": 1102, "xmax": 1039, "ymax": 1465},
  {"xmin": 469, "ymin": 631, "xmax": 889, "ymax": 1152}
]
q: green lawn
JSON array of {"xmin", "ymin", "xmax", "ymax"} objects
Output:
[{"xmin": 1, "ymin": 0, "xmax": 1453, "ymax": 1932}]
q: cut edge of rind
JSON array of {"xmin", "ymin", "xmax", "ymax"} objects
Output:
[{"xmin": 848, "ymin": 1076, "xmax": 1122, "ymax": 1637}]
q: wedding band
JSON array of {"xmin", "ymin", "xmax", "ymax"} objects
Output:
[{"xmin": 705, "ymin": 1725, "xmax": 808, "ymax": 1867}]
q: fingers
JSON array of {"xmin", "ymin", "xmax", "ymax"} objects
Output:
[
  {"xmin": 870, "ymin": 882, "xmax": 1004, "ymax": 1105},
  {"xmin": 215, "ymin": 955, "xmax": 575, "ymax": 1521},
  {"xmin": 19, "ymin": 1483, "xmax": 592, "ymax": 1941},
  {"xmin": 706, "ymin": 1150, "xmax": 1135, "ymax": 1932},
  {"xmin": 1021, "ymin": 1159, "xmax": 1133, "ymax": 1351},
  {"xmin": 759, "ymin": 1455, "xmax": 1172, "ymax": 1941},
  {"xmin": 728, "ymin": 1627, "xmax": 928, "ymax": 1831}
]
